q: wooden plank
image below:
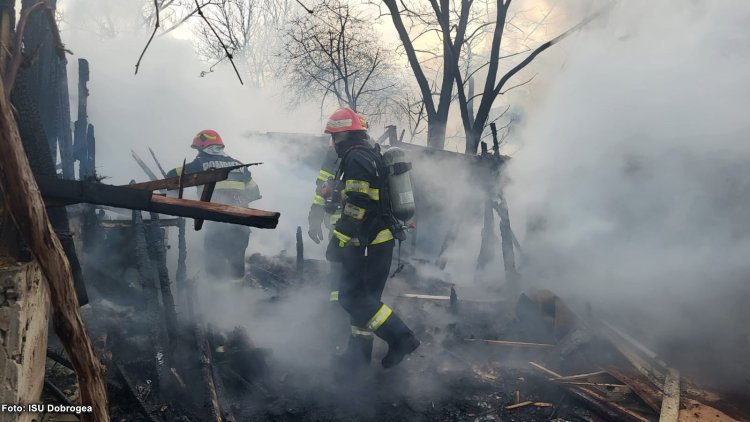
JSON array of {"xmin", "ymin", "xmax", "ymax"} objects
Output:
[
  {"xmin": 36, "ymin": 177, "xmax": 280, "ymax": 228},
  {"xmin": 402, "ymin": 293, "xmax": 451, "ymax": 300},
  {"xmin": 678, "ymin": 399, "xmax": 739, "ymax": 422},
  {"xmin": 98, "ymin": 218, "xmax": 181, "ymax": 228},
  {"xmin": 126, "ymin": 163, "xmax": 262, "ymax": 192},
  {"xmin": 554, "ymin": 370, "xmax": 607, "ymax": 381},
  {"xmin": 659, "ymin": 368, "xmax": 680, "ymax": 422},
  {"xmin": 0, "ymin": 70, "xmax": 108, "ymax": 421},
  {"xmin": 466, "ymin": 339, "xmax": 555, "ymax": 349},
  {"xmin": 506, "ymin": 401, "xmax": 533, "ymax": 410},
  {"xmin": 529, "ymin": 362, "xmax": 650, "ymax": 422},
  {"xmin": 150, "ymin": 195, "xmax": 279, "ymax": 229},
  {"xmin": 606, "ymin": 366, "xmax": 662, "ymax": 413}
]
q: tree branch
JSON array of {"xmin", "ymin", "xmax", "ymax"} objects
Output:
[
  {"xmin": 135, "ymin": 0, "xmax": 160, "ymax": 74},
  {"xmin": 3, "ymin": 0, "xmax": 48, "ymax": 97},
  {"xmin": 194, "ymin": 0, "xmax": 244, "ymax": 84}
]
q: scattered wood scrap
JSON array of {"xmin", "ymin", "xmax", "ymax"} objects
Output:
[
  {"xmin": 505, "ymin": 400, "xmax": 533, "ymax": 410},
  {"xmin": 465, "ymin": 338, "xmax": 555, "ymax": 349}
]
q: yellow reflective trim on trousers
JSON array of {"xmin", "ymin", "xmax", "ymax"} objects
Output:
[
  {"xmin": 312, "ymin": 194, "xmax": 325, "ymax": 206},
  {"xmin": 370, "ymin": 229, "xmax": 394, "ymax": 245},
  {"xmin": 351, "ymin": 326, "xmax": 374, "ymax": 337},
  {"xmin": 366, "ymin": 304, "xmax": 393, "ymax": 331},
  {"xmin": 329, "ymin": 291, "xmax": 339, "ymax": 302},
  {"xmin": 317, "ymin": 169, "xmax": 335, "ymax": 182},
  {"xmin": 333, "ymin": 230, "xmax": 351, "ymax": 246},
  {"xmin": 215, "ymin": 180, "xmax": 247, "ymax": 190},
  {"xmin": 343, "ymin": 203, "xmax": 365, "ymax": 220}
]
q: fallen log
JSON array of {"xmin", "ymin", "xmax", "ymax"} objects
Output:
[{"xmin": 0, "ymin": 73, "xmax": 108, "ymax": 421}]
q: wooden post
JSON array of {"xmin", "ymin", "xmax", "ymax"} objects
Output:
[
  {"xmin": 176, "ymin": 218, "xmax": 187, "ymax": 298},
  {"xmin": 147, "ymin": 212, "xmax": 178, "ymax": 346},
  {"xmin": 57, "ymin": 57, "xmax": 74, "ymax": 180},
  {"xmin": 496, "ymin": 192, "xmax": 519, "ymax": 287},
  {"xmin": 296, "ymin": 226, "xmax": 303, "ymax": 274},
  {"xmin": 74, "ymin": 58, "xmax": 89, "ymax": 178},
  {"xmin": 0, "ymin": 69, "xmax": 108, "ymax": 422},
  {"xmin": 0, "ymin": 261, "xmax": 49, "ymax": 422},
  {"xmin": 21, "ymin": 0, "xmax": 60, "ymax": 161}
]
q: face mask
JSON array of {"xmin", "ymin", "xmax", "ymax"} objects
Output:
[{"xmin": 202, "ymin": 145, "xmax": 227, "ymax": 156}]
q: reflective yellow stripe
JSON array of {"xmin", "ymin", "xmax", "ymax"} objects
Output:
[
  {"xmin": 329, "ymin": 291, "xmax": 339, "ymax": 302},
  {"xmin": 317, "ymin": 169, "xmax": 334, "ymax": 182},
  {"xmin": 330, "ymin": 212, "xmax": 341, "ymax": 225},
  {"xmin": 313, "ymin": 194, "xmax": 325, "ymax": 206},
  {"xmin": 351, "ymin": 326, "xmax": 374, "ymax": 337},
  {"xmin": 175, "ymin": 167, "xmax": 183, "ymax": 176},
  {"xmin": 333, "ymin": 230, "xmax": 351, "ymax": 246},
  {"xmin": 370, "ymin": 229, "xmax": 394, "ymax": 245},
  {"xmin": 344, "ymin": 180, "xmax": 370, "ymax": 194},
  {"xmin": 366, "ymin": 304, "xmax": 392, "ymax": 331},
  {"xmin": 368, "ymin": 188, "xmax": 380, "ymax": 201},
  {"xmin": 215, "ymin": 180, "xmax": 247, "ymax": 190},
  {"xmin": 343, "ymin": 203, "xmax": 365, "ymax": 220}
]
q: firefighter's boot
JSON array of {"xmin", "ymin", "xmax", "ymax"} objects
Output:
[
  {"xmin": 339, "ymin": 332, "xmax": 373, "ymax": 369},
  {"xmin": 374, "ymin": 312, "xmax": 420, "ymax": 368}
]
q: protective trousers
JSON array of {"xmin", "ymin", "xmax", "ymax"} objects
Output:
[
  {"xmin": 337, "ymin": 240, "xmax": 415, "ymax": 368},
  {"xmin": 204, "ymin": 221, "xmax": 251, "ymax": 279}
]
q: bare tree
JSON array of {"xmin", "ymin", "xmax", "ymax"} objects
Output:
[
  {"xmin": 378, "ymin": 0, "xmax": 607, "ymax": 153},
  {"xmin": 279, "ymin": 0, "xmax": 400, "ymax": 120},
  {"xmin": 188, "ymin": 0, "xmax": 295, "ymax": 86}
]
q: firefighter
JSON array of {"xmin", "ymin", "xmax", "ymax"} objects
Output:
[
  {"xmin": 167, "ymin": 129, "xmax": 261, "ymax": 279},
  {"xmin": 322, "ymin": 108, "xmax": 420, "ymax": 369}
]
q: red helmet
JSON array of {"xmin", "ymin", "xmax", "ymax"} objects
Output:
[
  {"xmin": 324, "ymin": 108, "xmax": 368, "ymax": 134},
  {"xmin": 191, "ymin": 129, "xmax": 224, "ymax": 149}
]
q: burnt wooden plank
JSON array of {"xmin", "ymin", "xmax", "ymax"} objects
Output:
[
  {"xmin": 150, "ymin": 195, "xmax": 279, "ymax": 229},
  {"xmin": 36, "ymin": 177, "xmax": 280, "ymax": 228},
  {"xmin": 127, "ymin": 163, "xmax": 261, "ymax": 192}
]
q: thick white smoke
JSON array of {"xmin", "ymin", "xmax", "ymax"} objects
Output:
[{"xmin": 506, "ymin": 1, "xmax": 750, "ymax": 386}]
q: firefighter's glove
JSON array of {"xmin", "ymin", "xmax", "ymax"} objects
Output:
[
  {"xmin": 308, "ymin": 205, "xmax": 325, "ymax": 244},
  {"xmin": 325, "ymin": 238, "xmax": 345, "ymax": 262}
]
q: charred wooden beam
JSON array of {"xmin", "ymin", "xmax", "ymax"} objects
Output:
[
  {"xmin": 97, "ymin": 218, "xmax": 181, "ymax": 228},
  {"xmin": 194, "ymin": 181, "xmax": 216, "ymax": 231},
  {"xmin": 296, "ymin": 226, "xmax": 303, "ymax": 274},
  {"xmin": 131, "ymin": 150, "xmax": 158, "ymax": 182},
  {"xmin": 36, "ymin": 177, "xmax": 280, "ymax": 229},
  {"xmin": 176, "ymin": 218, "xmax": 187, "ymax": 297},
  {"xmin": 127, "ymin": 163, "xmax": 262, "ymax": 192},
  {"xmin": 147, "ymin": 212, "xmax": 178, "ymax": 347}
]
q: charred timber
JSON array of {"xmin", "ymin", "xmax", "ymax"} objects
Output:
[
  {"xmin": 127, "ymin": 163, "xmax": 262, "ymax": 192},
  {"xmin": 36, "ymin": 177, "xmax": 280, "ymax": 229}
]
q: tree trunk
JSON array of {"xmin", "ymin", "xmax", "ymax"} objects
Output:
[
  {"xmin": 427, "ymin": 114, "xmax": 449, "ymax": 150},
  {"xmin": 0, "ymin": 72, "xmax": 109, "ymax": 422}
]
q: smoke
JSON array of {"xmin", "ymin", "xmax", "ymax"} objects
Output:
[{"xmin": 506, "ymin": 1, "xmax": 750, "ymax": 388}]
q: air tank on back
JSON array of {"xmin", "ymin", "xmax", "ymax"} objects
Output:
[{"xmin": 382, "ymin": 146, "xmax": 415, "ymax": 221}]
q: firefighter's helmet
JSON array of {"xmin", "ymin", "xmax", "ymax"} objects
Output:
[
  {"xmin": 191, "ymin": 129, "xmax": 224, "ymax": 149},
  {"xmin": 324, "ymin": 108, "xmax": 368, "ymax": 134}
]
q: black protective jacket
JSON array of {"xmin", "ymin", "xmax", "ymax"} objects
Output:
[{"xmin": 331, "ymin": 141, "xmax": 393, "ymax": 247}]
